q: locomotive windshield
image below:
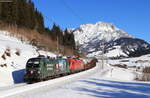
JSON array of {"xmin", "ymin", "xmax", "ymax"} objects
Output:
[{"xmin": 26, "ymin": 58, "xmax": 40, "ymax": 68}]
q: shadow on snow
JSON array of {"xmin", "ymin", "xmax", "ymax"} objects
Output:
[
  {"xmin": 12, "ymin": 69, "xmax": 25, "ymax": 84},
  {"xmin": 74, "ymin": 78, "xmax": 150, "ymax": 98}
]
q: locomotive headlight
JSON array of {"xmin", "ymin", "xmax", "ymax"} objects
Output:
[
  {"xmin": 30, "ymin": 70, "xmax": 33, "ymax": 74},
  {"xmin": 37, "ymin": 71, "xmax": 40, "ymax": 74}
]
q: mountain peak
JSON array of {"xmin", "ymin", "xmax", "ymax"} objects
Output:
[
  {"xmin": 73, "ymin": 22, "xmax": 132, "ymax": 45},
  {"xmin": 95, "ymin": 21, "xmax": 113, "ymax": 26},
  {"xmin": 71, "ymin": 21, "xmax": 150, "ymax": 58},
  {"xmin": 79, "ymin": 22, "xmax": 120, "ymax": 33}
]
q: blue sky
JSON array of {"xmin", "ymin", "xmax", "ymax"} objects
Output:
[{"xmin": 32, "ymin": 0, "xmax": 150, "ymax": 43}]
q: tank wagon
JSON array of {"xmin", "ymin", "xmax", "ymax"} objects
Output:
[{"xmin": 24, "ymin": 57, "xmax": 97, "ymax": 83}]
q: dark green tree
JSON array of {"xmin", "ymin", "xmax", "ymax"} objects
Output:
[{"xmin": 63, "ymin": 29, "xmax": 76, "ymax": 49}]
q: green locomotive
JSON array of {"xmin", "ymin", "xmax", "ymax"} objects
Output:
[{"xmin": 24, "ymin": 57, "xmax": 70, "ymax": 83}]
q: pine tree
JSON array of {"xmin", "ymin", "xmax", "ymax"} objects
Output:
[
  {"xmin": 34, "ymin": 9, "xmax": 45, "ymax": 33},
  {"xmin": 16, "ymin": 0, "xmax": 27, "ymax": 27},
  {"xmin": 27, "ymin": 0, "xmax": 36, "ymax": 29},
  {"xmin": 12, "ymin": 0, "xmax": 19, "ymax": 25},
  {"xmin": 0, "ymin": 3, "xmax": 2, "ymax": 20},
  {"xmin": 51, "ymin": 24, "xmax": 62, "ymax": 40},
  {"xmin": 63, "ymin": 29, "xmax": 76, "ymax": 49}
]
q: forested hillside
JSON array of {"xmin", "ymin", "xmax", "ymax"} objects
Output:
[
  {"xmin": 0, "ymin": 0, "xmax": 44, "ymax": 32},
  {"xmin": 0, "ymin": 0, "xmax": 79, "ymax": 56}
]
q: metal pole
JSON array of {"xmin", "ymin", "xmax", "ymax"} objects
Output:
[
  {"xmin": 102, "ymin": 42, "xmax": 105, "ymax": 69},
  {"xmin": 57, "ymin": 36, "xmax": 59, "ymax": 54}
]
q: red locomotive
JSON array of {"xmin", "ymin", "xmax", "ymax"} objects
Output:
[{"xmin": 67, "ymin": 58, "xmax": 85, "ymax": 72}]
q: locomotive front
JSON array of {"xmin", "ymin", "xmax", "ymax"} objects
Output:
[{"xmin": 24, "ymin": 58, "xmax": 41, "ymax": 82}]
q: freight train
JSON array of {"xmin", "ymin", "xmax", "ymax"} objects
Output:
[{"xmin": 24, "ymin": 56, "xmax": 97, "ymax": 83}]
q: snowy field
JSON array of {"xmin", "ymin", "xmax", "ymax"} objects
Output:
[
  {"xmin": 0, "ymin": 61, "xmax": 149, "ymax": 98},
  {"xmin": 24, "ymin": 66, "xmax": 150, "ymax": 98},
  {"xmin": 108, "ymin": 54, "xmax": 150, "ymax": 68}
]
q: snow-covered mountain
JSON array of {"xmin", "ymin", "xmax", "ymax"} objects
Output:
[{"xmin": 71, "ymin": 22, "xmax": 150, "ymax": 58}]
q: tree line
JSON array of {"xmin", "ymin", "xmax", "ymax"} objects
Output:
[
  {"xmin": 0, "ymin": 0, "xmax": 44, "ymax": 33},
  {"xmin": 0, "ymin": 0, "xmax": 76, "ymax": 53},
  {"xmin": 128, "ymin": 48, "xmax": 150, "ymax": 57}
]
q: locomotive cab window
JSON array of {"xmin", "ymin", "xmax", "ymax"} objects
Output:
[{"xmin": 26, "ymin": 58, "xmax": 40, "ymax": 68}]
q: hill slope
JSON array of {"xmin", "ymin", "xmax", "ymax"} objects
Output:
[{"xmin": 0, "ymin": 30, "xmax": 56, "ymax": 87}]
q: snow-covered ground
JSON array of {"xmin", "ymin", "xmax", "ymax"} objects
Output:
[
  {"xmin": 4, "ymin": 61, "xmax": 150, "ymax": 98},
  {"xmin": 0, "ymin": 31, "xmax": 56, "ymax": 87},
  {"xmin": 108, "ymin": 54, "xmax": 150, "ymax": 67}
]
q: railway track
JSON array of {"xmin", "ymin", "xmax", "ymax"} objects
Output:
[{"xmin": 0, "ymin": 62, "xmax": 100, "ymax": 98}]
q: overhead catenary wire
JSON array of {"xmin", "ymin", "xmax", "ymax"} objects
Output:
[
  {"xmin": 43, "ymin": 14, "xmax": 56, "ymax": 27},
  {"xmin": 58, "ymin": 0, "xmax": 85, "ymax": 24},
  {"xmin": 39, "ymin": 0, "xmax": 85, "ymax": 28}
]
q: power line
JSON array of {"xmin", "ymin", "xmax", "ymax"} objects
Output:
[
  {"xmin": 40, "ymin": 0, "xmax": 85, "ymax": 28},
  {"xmin": 44, "ymin": 14, "xmax": 55, "ymax": 24},
  {"xmin": 43, "ymin": 14, "xmax": 56, "ymax": 28},
  {"xmin": 58, "ymin": 0, "xmax": 85, "ymax": 24}
]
